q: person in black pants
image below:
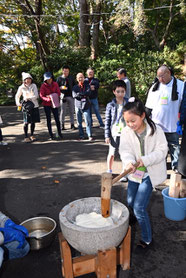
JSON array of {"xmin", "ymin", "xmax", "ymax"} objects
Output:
[
  {"xmin": 0, "ymin": 128, "xmax": 8, "ymax": 146},
  {"xmin": 178, "ymin": 81, "xmax": 186, "ymax": 177},
  {"xmin": 40, "ymin": 72, "xmax": 63, "ymax": 140}
]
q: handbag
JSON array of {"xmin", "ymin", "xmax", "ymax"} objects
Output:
[{"xmin": 22, "ymin": 100, "xmax": 34, "ymax": 113}]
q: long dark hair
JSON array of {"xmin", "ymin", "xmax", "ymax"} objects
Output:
[{"xmin": 123, "ymin": 97, "xmax": 156, "ymax": 136}]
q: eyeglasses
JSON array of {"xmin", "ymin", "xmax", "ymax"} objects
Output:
[{"xmin": 157, "ymin": 72, "xmax": 168, "ymax": 79}]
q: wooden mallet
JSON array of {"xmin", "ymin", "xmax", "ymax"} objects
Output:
[{"xmin": 101, "ymin": 163, "xmax": 139, "ymax": 218}]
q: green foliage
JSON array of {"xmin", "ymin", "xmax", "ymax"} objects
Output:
[
  {"xmin": 93, "ymin": 43, "xmax": 185, "ymax": 105},
  {"xmin": 98, "ymin": 86, "xmax": 113, "ymax": 107},
  {"xmin": 47, "ymin": 47, "xmax": 91, "ymax": 76},
  {"xmin": 0, "ymin": 0, "xmax": 185, "ymax": 106},
  {"xmin": 0, "ymin": 94, "xmax": 15, "ymax": 106},
  {"xmin": 29, "ymin": 65, "xmax": 45, "ymax": 88}
]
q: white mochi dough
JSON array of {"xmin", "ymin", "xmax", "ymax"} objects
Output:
[{"xmin": 75, "ymin": 212, "xmax": 114, "ymax": 228}]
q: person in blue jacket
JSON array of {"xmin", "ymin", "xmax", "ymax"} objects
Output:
[
  {"xmin": 105, "ymin": 80, "xmax": 127, "ymax": 174},
  {"xmin": 72, "ymin": 73, "xmax": 93, "ymax": 141},
  {"xmin": 0, "ymin": 211, "xmax": 30, "ymax": 268}
]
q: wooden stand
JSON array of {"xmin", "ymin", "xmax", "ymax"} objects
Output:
[{"xmin": 58, "ymin": 226, "xmax": 131, "ymax": 278}]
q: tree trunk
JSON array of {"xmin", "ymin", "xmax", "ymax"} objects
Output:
[
  {"xmin": 79, "ymin": 0, "xmax": 90, "ymax": 47},
  {"xmin": 15, "ymin": 0, "xmax": 50, "ymax": 69},
  {"xmin": 91, "ymin": 0, "xmax": 101, "ymax": 60}
]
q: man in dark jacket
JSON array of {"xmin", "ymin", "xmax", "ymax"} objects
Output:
[
  {"xmin": 56, "ymin": 66, "xmax": 76, "ymax": 130},
  {"xmin": 85, "ymin": 68, "xmax": 104, "ymax": 128}
]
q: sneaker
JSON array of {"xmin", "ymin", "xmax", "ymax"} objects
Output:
[
  {"xmin": 58, "ymin": 134, "xmax": 63, "ymax": 140},
  {"xmin": 135, "ymin": 240, "xmax": 154, "ymax": 254},
  {"xmin": 173, "ymin": 168, "xmax": 179, "ymax": 174},
  {"xmin": 119, "ymin": 177, "xmax": 128, "ymax": 182},
  {"xmin": 24, "ymin": 138, "xmax": 31, "ymax": 143},
  {"xmin": 78, "ymin": 137, "xmax": 84, "ymax": 141},
  {"xmin": 107, "ymin": 169, "xmax": 112, "ymax": 173},
  {"xmin": 99, "ymin": 124, "xmax": 105, "ymax": 129},
  {"xmin": 88, "ymin": 137, "xmax": 94, "ymax": 141},
  {"xmin": 0, "ymin": 141, "xmax": 8, "ymax": 146},
  {"xmin": 30, "ymin": 136, "xmax": 36, "ymax": 142},
  {"xmin": 49, "ymin": 136, "xmax": 55, "ymax": 141},
  {"xmin": 71, "ymin": 124, "xmax": 77, "ymax": 130}
]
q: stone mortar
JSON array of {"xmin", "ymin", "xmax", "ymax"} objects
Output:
[{"xmin": 59, "ymin": 197, "xmax": 129, "ymax": 255}]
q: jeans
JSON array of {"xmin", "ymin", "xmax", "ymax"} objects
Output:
[
  {"xmin": 75, "ymin": 107, "xmax": 91, "ymax": 138},
  {"xmin": 0, "ymin": 240, "xmax": 30, "ymax": 267},
  {"xmin": 165, "ymin": 132, "xmax": 180, "ymax": 170},
  {"xmin": 44, "ymin": 106, "xmax": 62, "ymax": 138},
  {"xmin": 0, "ymin": 247, "xmax": 3, "ymax": 268},
  {"xmin": 89, "ymin": 98, "xmax": 104, "ymax": 126},
  {"xmin": 60, "ymin": 97, "xmax": 75, "ymax": 125},
  {"xmin": 127, "ymin": 176, "xmax": 153, "ymax": 243}
]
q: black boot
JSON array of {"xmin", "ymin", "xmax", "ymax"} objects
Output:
[
  {"xmin": 71, "ymin": 124, "xmax": 76, "ymax": 130},
  {"xmin": 62, "ymin": 124, "xmax": 65, "ymax": 130}
]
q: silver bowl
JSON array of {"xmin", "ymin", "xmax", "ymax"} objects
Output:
[{"xmin": 20, "ymin": 216, "xmax": 56, "ymax": 250}]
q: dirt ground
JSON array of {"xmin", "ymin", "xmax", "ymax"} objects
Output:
[{"xmin": 0, "ymin": 106, "xmax": 185, "ymax": 278}]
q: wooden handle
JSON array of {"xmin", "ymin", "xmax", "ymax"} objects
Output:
[
  {"xmin": 112, "ymin": 162, "xmax": 140, "ymax": 185},
  {"xmin": 101, "ymin": 173, "xmax": 112, "ymax": 218},
  {"xmin": 101, "ymin": 162, "xmax": 140, "ymax": 218}
]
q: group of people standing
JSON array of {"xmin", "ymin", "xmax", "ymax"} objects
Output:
[{"xmin": 13, "ymin": 66, "xmax": 105, "ymax": 142}]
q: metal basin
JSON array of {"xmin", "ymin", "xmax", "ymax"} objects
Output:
[{"xmin": 20, "ymin": 216, "xmax": 56, "ymax": 250}]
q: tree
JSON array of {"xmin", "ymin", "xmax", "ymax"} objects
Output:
[
  {"xmin": 79, "ymin": 0, "xmax": 91, "ymax": 47},
  {"xmin": 111, "ymin": 0, "xmax": 186, "ymax": 50},
  {"xmin": 90, "ymin": 0, "xmax": 102, "ymax": 60}
]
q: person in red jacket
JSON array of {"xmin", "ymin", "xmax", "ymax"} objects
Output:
[{"xmin": 40, "ymin": 72, "xmax": 63, "ymax": 140}]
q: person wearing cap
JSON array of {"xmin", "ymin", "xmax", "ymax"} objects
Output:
[
  {"xmin": 145, "ymin": 65, "xmax": 184, "ymax": 171},
  {"xmin": 117, "ymin": 68, "xmax": 131, "ymax": 99},
  {"xmin": 15, "ymin": 72, "xmax": 40, "ymax": 143},
  {"xmin": 40, "ymin": 72, "xmax": 62, "ymax": 140}
]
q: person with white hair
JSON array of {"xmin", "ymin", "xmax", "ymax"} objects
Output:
[
  {"xmin": 15, "ymin": 72, "xmax": 40, "ymax": 143},
  {"xmin": 145, "ymin": 65, "xmax": 184, "ymax": 171}
]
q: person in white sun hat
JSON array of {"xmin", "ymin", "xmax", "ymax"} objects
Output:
[{"xmin": 15, "ymin": 72, "xmax": 40, "ymax": 143}]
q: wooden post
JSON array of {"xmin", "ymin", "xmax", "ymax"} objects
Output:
[
  {"xmin": 96, "ymin": 248, "xmax": 117, "ymax": 278},
  {"xmin": 58, "ymin": 230, "xmax": 131, "ymax": 278},
  {"xmin": 101, "ymin": 172, "xmax": 112, "ymax": 218},
  {"xmin": 169, "ymin": 173, "xmax": 182, "ymax": 198},
  {"xmin": 119, "ymin": 226, "xmax": 131, "ymax": 270},
  {"xmin": 58, "ymin": 233, "xmax": 74, "ymax": 278},
  {"xmin": 180, "ymin": 179, "xmax": 186, "ymax": 198}
]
